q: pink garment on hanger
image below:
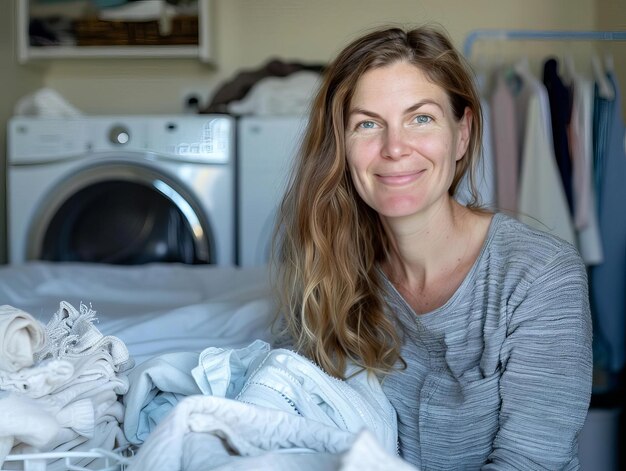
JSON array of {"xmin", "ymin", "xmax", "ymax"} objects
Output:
[{"xmin": 490, "ymin": 73, "xmax": 519, "ymax": 213}]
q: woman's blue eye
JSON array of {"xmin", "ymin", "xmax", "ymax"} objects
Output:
[
  {"xmin": 359, "ymin": 121, "xmax": 376, "ymax": 129},
  {"xmin": 415, "ymin": 115, "xmax": 431, "ymax": 124}
]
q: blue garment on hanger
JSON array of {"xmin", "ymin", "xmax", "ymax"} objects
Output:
[
  {"xmin": 590, "ymin": 72, "xmax": 626, "ymax": 377},
  {"xmin": 592, "ymin": 86, "xmax": 613, "ymax": 203}
]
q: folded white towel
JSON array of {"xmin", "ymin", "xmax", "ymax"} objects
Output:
[
  {"xmin": 0, "ymin": 393, "xmax": 60, "ymax": 466},
  {"xmin": 36, "ymin": 301, "xmax": 133, "ymax": 373},
  {"xmin": 0, "ymin": 305, "xmax": 46, "ymax": 373},
  {"xmin": 0, "ymin": 359, "xmax": 74, "ymax": 398}
]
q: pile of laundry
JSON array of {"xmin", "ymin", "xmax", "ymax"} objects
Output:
[{"xmin": 0, "ymin": 301, "xmax": 133, "ymax": 470}]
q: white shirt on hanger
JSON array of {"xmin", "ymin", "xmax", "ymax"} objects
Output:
[{"xmin": 513, "ymin": 60, "xmax": 576, "ymax": 246}]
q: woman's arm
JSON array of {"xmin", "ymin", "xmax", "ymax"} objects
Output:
[{"xmin": 484, "ymin": 244, "xmax": 593, "ymax": 470}]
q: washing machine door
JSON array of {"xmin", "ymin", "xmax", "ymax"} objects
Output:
[{"xmin": 29, "ymin": 162, "xmax": 215, "ymax": 265}]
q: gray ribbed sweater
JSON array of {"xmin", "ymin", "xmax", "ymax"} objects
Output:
[{"xmin": 380, "ymin": 213, "xmax": 592, "ymax": 470}]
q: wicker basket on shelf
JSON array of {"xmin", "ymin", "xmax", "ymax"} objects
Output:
[{"xmin": 73, "ymin": 16, "xmax": 198, "ymax": 46}]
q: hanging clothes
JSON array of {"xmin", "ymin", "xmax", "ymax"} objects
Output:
[
  {"xmin": 456, "ymin": 98, "xmax": 496, "ymax": 209},
  {"xmin": 513, "ymin": 61, "xmax": 577, "ymax": 246},
  {"xmin": 568, "ymin": 69, "xmax": 603, "ymax": 265},
  {"xmin": 490, "ymin": 72, "xmax": 520, "ymax": 214},
  {"xmin": 590, "ymin": 72, "xmax": 626, "ymax": 376},
  {"xmin": 543, "ymin": 58, "xmax": 575, "ymax": 215}
]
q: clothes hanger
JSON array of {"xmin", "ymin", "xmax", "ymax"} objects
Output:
[
  {"xmin": 513, "ymin": 56, "xmax": 537, "ymax": 85},
  {"xmin": 591, "ymin": 53, "xmax": 615, "ymax": 100},
  {"xmin": 562, "ymin": 52, "xmax": 576, "ymax": 85}
]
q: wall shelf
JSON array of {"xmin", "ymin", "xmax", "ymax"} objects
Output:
[{"xmin": 16, "ymin": 0, "xmax": 213, "ymax": 63}]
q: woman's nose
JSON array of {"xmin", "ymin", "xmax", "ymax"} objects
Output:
[{"xmin": 382, "ymin": 126, "xmax": 411, "ymax": 160}]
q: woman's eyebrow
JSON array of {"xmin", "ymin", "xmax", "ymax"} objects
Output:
[
  {"xmin": 348, "ymin": 99, "xmax": 445, "ymax": 119},
  {"xmin": 404, "ymin": 99, "xmax": 445, "ymax": 115}
]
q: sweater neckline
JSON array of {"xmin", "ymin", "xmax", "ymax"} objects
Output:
[{"xmin": 380, "ymin": 212, "xmax": 503, "ymax": 319}]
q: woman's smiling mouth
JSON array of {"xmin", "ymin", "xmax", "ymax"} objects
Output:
[{"xmin": 376, "ymin": 170, "xmax": 425, "ymax": 186}]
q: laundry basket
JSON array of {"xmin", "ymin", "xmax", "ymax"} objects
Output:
[{"xmin": 3, "ymin": 446, "xmax": 133, "ymax": 471}]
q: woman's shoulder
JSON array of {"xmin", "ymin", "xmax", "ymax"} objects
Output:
[{"xmin": 483, "ymin": 212, "xmax": 584, "ymax": 277}]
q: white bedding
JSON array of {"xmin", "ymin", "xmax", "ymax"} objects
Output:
[{"xmin": 0, "ymin": 262, "xmax": 276, "ymax": 365}]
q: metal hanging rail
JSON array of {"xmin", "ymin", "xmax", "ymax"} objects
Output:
[{"xmin": 463, "ymin": 29, "xmax": 626, "ymax": 58}]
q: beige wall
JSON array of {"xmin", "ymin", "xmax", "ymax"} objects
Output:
[
  {"xmin": 40, "ymin": 0, "xmax": 599, "ymax": 114},
  {"xmin": 2, "ymin": 0, "xmax": 625, "ymax": 263}
]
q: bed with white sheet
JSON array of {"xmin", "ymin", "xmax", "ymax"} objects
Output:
[{"xmin": 0, "ymin": 262, "xmax": 410, "ymax": 471}]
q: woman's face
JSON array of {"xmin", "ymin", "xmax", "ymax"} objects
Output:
[{"xmin": 345, "ymin": 61, "xmax": 471, "ymax": 221}]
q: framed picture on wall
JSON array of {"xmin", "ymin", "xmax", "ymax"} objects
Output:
[{"xmin": 16, "ymin": 0, "xmax": 213, "ymax": 63}]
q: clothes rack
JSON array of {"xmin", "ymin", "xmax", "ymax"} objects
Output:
[{"xmin": 463, "ymin": 29, "xmax": 626, "ymax": 58}]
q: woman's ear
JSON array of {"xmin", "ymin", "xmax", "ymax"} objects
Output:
[{"xmin": 455, "ymin": 107, "xmax": 472, "ymax": 161}]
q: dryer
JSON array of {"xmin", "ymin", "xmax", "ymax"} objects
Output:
[
  {"xmin": 237, "ymin": 115, "xmax": 306, "ymax": 267},
  {"xmin": 7, "ymin": 115, "xmax": 235, "ymax": 266}
]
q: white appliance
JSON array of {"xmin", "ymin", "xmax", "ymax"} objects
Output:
[
  {"xmin": 237, "ymin": 115, "xmax": 307, "ymax": 267},
  {"xmin": 7, "ymin": 115, "xmax": 235, "ymax": 265}
]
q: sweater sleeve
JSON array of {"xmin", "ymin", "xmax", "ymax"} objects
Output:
[{"xmin": 483, "ymin": 244, "xmax": 593, "ymax": 470}]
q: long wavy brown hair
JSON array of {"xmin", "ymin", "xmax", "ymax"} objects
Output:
[{"xmin": 272, "ymin": 25, "xmax": 483, "ymax": 378}]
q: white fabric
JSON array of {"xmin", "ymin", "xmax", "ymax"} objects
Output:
[
  {"xmin": 0, "ymin": 359, "xmax": 74, "ymax": 398},
  {"xmin": 0, "ymin": 264, "xmax": 413, "ymax": 469},
  {"xmin": 0, "ymin": 301, "xmax": 131, "ymax": 469},
  {"xmin": 515, "ymin": 64, "xmax": 576, "ymax": 245},
  {"xmin": 340, "ymin": 429, "xmax": 418, "ymax": 471},
  {"xmin": 126, "ymin": 395, "xmax": 357, "ymax": 471},
  {"xmin": 123, "ymin": 351, "xmax": 202, "ymax": 445},
  {"xmin": 0, "ymin": 263, "xmax": 275, "ymax": 366},
  {"xmin": 236, "ymin": 348, "xmax": 398, "ymax": 455},
  {"xmin": 228, "ymin": 71, "xmax": 320, "ymax": 116},
  {"xmin": 0, "ymin": 393, "xmax": 61, "ymax": 465},
  {"xmin": 35, "ymin": 301, "xmax": 133, "ymax": 372},
  {"xmin": 0, "ymin": 305, "xmax": 46, "ymax": 372},
  {"xmin": 14, "ymin": 88, "xmax": 83, "ymax": 117},
  {"xmin": 192, "ymin": 339, "xmax": 270, "ymax": 398},
  {"xmin": 569, "ymin": 73, "xmax": 603, "ymax": 265}
]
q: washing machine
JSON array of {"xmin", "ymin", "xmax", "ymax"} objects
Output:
[
  {"xmin": 7, "ymin": 115, "xmax": 235, "ymax": 266},
  {"xmin": 237, "ymin": 115, "xmax": 307, "ymax": 267}
]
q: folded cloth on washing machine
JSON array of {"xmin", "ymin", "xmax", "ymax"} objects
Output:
[{"xmin": 14, "ymin": 87, "xmax": 83, "ymax": 118}]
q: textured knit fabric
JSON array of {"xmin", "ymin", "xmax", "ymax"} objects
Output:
[{"xmin": 380, "ymin": 213, "xmax": 592, "ymax": 470}]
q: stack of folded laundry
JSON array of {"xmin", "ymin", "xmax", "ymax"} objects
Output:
[{"xmin": 0, "ymin": 301, "xmax": 133, "ymax": 470}]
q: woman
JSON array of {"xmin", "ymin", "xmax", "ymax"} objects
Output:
[{"xmin": 273, "ymin": 25, "xmax": 592, "ymax": 469}]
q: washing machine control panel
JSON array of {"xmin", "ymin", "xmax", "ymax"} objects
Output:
[
  {"xmin": 8, "ymin": 118, "xmax": 90, "ymax": 163},
  {"xmin": 8, "ymin": 116, "xmax": 234, "ymax": 165}
]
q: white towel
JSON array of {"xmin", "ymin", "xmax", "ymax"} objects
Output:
[
  {"xmin": 126, "ymin": 395, "xmax": 356, "ymax": 471},
  {"xmin": 0, "ymin": 359, "xmax": 74, "ymax": 398},
  {"xmin": 0, "ymin": 393, "xmax": 60, "ymax": 466},
  {"xmin": 0, "ymin": 305, "xmax": 46, "ymax": 373},
  {"xmin": 36, "ymin": 301, "xmax": 133, "ymax": 373},
  {"xmin": 339, "ymin": 429, "xmax": 418, "ymax": 471}
]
